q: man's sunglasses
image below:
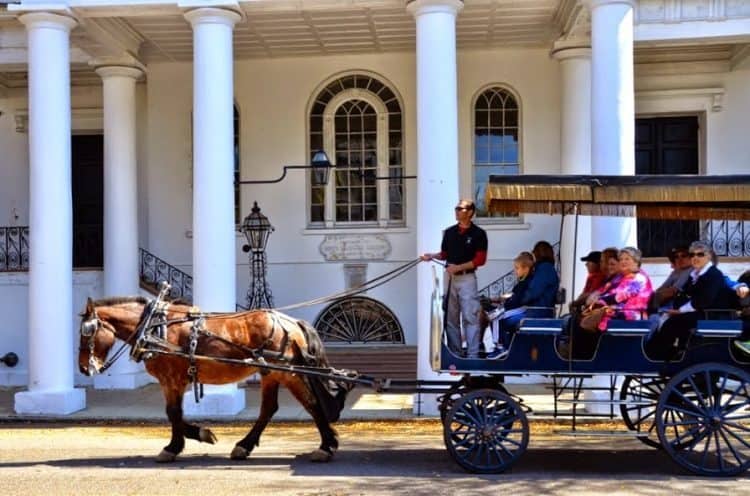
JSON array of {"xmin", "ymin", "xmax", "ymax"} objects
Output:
[
  {"xmin": 689, "ymin": 252, "xmax": 707, "ymax": 258},
  {"xmin": 454, "ymin": 206, "xmax": 471, "ymax": 212}
]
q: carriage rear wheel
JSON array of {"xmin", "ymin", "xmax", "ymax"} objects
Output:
[
  {"xmin": 443, "ymin": 388, "xmax": 529, "ymax": 473},
  {"xmin": 620, "ymin": 375, "xmax": 669, "ymax": 449},
  {"xmin": 656, "ymin": 363, "xmax": 750, "ymax": 476}
]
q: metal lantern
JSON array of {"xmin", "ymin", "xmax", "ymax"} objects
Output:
[
  {"xmin": 310, "ymin": 150, "xmax": 332, "ymax": 187},
  {"xmin": 241, "ymin": 201, "xmax": 274, "ymax": 253}
]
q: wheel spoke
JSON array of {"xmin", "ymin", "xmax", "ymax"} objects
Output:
[
  {"xmin": 718, "ymin": 426, "xmax": 745, "ymax": 466},
  {"xmin": 721, "ymin": 423, "xmax": 750, "ymax": 450},
  {"xmin": 687, "ymin": 376, "xmax": 710, "ymax": 410}
]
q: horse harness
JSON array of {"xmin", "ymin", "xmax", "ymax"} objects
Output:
[{"xmin": 128, "ymin": 299, "xmax": 292, "ymax": 403}]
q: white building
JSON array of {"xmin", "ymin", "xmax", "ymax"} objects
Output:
[{"xmin": 1, "ymin": 0, "xmax": 749, "ymax": 415}]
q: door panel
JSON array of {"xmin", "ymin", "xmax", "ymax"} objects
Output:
[
  {"xmin": 71, "ymin": 134, "xmax": 103, "ymax": 268},
  {"xmin": 635, "ymin": 117, "xmax": 699, "ymax": 256}
]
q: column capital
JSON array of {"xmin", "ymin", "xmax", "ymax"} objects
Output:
[
  {"xmin": 583, "ymin": 0, "xmax": 637, "ymax": 10},
  {"xmin": 184, "ymin": 6, "xmax": 242, "ymax": 28},
  {"xmin": 406, "ymin": 0, "xmax": 464, "ymax": 18},
  {"xmin": 91, "ymin": 56, "xmax": 146, "ymax": 80},
  {"xmin": 551, "ymin": 43, "xmax": 592, "ymax": 61},
  {"xmin": 17, "ymin": 11, "xmax": 77, "ymax": 32}
]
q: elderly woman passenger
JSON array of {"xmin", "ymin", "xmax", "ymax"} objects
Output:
[
  {"xmin": 645, "ymin": 241, "xmax": 737, "ymax": 360},
  {"xmin": 560, "ymin": 247, "xmax": 653, "ymax": 359}
]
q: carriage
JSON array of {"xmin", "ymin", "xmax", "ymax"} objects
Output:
[
  {"xmin": 431, "ymin": 174, "xmax": 750, "ymax": 476},
  {"xmin": 78, "ymin": 174, "xmax": 750, "ymax": 477}
]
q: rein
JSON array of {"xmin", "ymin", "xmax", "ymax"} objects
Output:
[{"xmin": 274, "ymin": 257, "xmax": 422, "ymax": 311}]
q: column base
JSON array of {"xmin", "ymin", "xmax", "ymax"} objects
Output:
[
  {"xmin": 14, "ymin": 388, "xmax": 86, "ymax": 415},
  {"xmin": 182, "ymin": 385, "xmax": 245, "ymax": 417},
  {"xmin": 93, "ymin": 370, "xmax": 153, "ymax": 390}
]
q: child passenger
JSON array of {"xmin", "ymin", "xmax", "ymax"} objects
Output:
[{"xmin": 485, "ymin": 252, "xmax": 535, "ymax": 359}]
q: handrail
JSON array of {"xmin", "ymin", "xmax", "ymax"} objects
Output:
[
  {"xmin": 139, "ymin": 248, "xmax": 193, "ymax": 303},
  {"xmin": 0, "ymin": 226, "xmax": 29, "ymax": 272}
]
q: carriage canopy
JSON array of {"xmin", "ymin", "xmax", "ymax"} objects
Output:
[{"xmin": 485, "ymin": 174, "xmax": 750, "ymax": 220}]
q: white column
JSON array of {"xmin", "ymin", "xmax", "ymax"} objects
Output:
[
  {"xmin": 589, "ymin": 0, "xmax": 637, "ymax": 248},
  {"xmin": 408, "ymin": 0, "xmax": 463, "ymax": 414},
  {"xmin": 92, "ymin": 63, "xmax": 151, "ymax": 390},
  {"xmin": 183, "ymin": 7, "xmax": 244, "ymax": 416},
  {"xmin": 552, "ymin": 45, "xmax": 592, "ymax": 302},
  {"xmin": 14, "ymin": 12, "xmax": 86, "ymax": 415}
]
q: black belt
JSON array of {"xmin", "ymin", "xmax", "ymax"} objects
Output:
[{"xmin": 453, "ymin": 269, "xmax": 475, "ymax": 276}]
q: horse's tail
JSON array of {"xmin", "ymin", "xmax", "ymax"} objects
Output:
[
  {"xmin": 295, "ymin": 319, "xmax": 329, "ymax": 368},
  {"xmin": 294, "ymin": 319, "xmax": 352, "ymax": 423}
]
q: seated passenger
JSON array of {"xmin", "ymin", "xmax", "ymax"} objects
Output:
[
  {"xmin": 580, "ymin": 247, "xmax": 620, "ymax": 310},
  {"xmin": 649, "ymin": 246, "xmax": 692, "ymax": 311},
  {"xmin": 559, "ymin": 247, "xmax": 653, "ymax": 359},
  {"xmin": 568, "ymin": 250, "xmax": 604, "ymax": 314},
  {"xmin": 733, "ymin": 270, "xmax": 750, "ymax": 354},
  {"xmin": 484, "ymin": 251, "xmax": 535, "ymax": 359},
  {"xmin": 645, "ymin": 241, "xmax": 738, "ymax": 360},
  {"xmin": 529, "ymin": 240, "xmax": 562, "ymax": 312}
]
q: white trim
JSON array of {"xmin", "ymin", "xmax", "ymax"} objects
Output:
[
  {"xmin": 635, "ymin": 88, "xmax": 725, "ymax": 113},
  {"xmin": 302, "ymin": 227, "xmax": 410, "ymax": 236}
]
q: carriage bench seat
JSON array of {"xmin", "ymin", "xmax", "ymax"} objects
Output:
[
  {"xmin": 518, "ymin": 318, "xmax": 564, "ymax": 335},
  {"xmin": 694, "ymin": 320, "xmax": 744, "ymax": 338},
  {"xmin": 605, "ymin": 319, "xmax": 652, "ymax": 336}
]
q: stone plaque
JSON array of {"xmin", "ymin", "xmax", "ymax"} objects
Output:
[{"xmin": 319, "ymin": 234, "xmax": 391, "ymax": 261}]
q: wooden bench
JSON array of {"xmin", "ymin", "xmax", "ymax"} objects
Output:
[
  {"xmin": 695, "ymin": 320, "xmax": 744, "ymax": 338},
  {"xmin": 518, "ymin": 318, "xmax": 565, "ymax": 335},
  {"xmin": 326, "ymin": 345, "xmax": 417, "ymax": 381}
]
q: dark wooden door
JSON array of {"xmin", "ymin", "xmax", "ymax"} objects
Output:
[
  {"xmin": 71, "ymin": 134, "xmax": 103, "ymax": 268},
  {"xmin": 635, "ymin": 116, "xmax": 699, "ymax": 257}
]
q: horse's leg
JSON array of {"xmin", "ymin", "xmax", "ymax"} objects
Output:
[
  {"xmin": 230, "ymin": 375, "xmax": 280, "ymax": 460},
  {"xmin": 157, "ymin": 382, "xmax": 188, "ymax": 463},
  {"xmin": 285, "ymin": 376, "xmax": 339, "ymax": 462}
]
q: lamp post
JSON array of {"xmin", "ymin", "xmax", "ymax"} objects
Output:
[{"xmin": 240, "ymin": 202, "xmax": 274, "ymax": 309}]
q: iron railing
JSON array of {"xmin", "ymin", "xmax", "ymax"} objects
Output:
[
  {"xmin": 701, "ymin": 220, "xmax": 750, "ymax": 257},
  {"xmin": 139, "ymin": 248, "xmax": 193, "ymax": 303},
  {"xmin": 0, "ymin": 226, "xmax": 29, "ymax": 272}
]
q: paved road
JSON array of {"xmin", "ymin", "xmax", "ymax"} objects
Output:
[{"xmin": 0, "ymin": 420, "xmax": 745, "ymax": 495}]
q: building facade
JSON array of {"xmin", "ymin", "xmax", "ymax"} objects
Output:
[{"xmin": 1, "ymin": 0, "xmax": 749, "ymax": 415}]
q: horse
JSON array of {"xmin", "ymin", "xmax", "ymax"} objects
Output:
[{"xmin": 78, "ymin": 296, "xmax": 353, "ymax": 463}]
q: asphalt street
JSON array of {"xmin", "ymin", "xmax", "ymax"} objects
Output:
[{"xmin": 0, "ymin": 420, "xmax": 746, "ymax": 496}]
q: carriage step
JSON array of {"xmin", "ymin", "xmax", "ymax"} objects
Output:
[
  {"xmin": 556, "ymin": 399, "xmax": 653, "ymax": 406},
  {"xmin": 554, "ymin": 430, "xmax": 649, "ymax": 438}
]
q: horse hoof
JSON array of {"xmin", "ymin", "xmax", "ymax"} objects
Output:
[
  {"xmin": 199, "ymin": 427, "xmax": 217, "ymax": 444},
  {"xmin": 309, "ymin": 448, "xmax": 333, "ymax": 463},
  {"xmin": 230, "ymin": 445, "xmax": 250, "ymax": 460},
  {"xmin": 155, "ymin": 449, "xmax": 177, "ymax": 463}
]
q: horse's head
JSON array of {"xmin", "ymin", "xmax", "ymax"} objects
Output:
[{"xmin": 78, "ymin": 297, "xmax": 117, "ymax": 376}]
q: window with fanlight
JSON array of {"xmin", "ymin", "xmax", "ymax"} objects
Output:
[
  {"xmin": 473, "ymin": 86, "xmax": 521, "ymax": 219},
  {"xmin": 309, "ymin": 73, "xmax": 404, "ymax": 227}
]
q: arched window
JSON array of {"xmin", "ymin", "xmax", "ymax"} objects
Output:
[
  {"xmin": 473, "ymin": 86, "xmax": 520, "ymax": 218},
  {"xmin": 309, "ymin": 73, "xmax": 404, "ymax": 227}
]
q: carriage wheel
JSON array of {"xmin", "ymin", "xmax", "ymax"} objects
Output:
[
  {"xmin": 656, "ymin": 363, "xmax": 750, "ymax": 476},
  {"xmin": 443, "ymin": 388, "xmax": 529, "ymax": 473},
  {"xmin": 438, "ymin": 377, "xmax": 508, "ymax": 423},
  {"xmin": 620, "ymin": 375, "xmax": 669, "ymax": 449}
]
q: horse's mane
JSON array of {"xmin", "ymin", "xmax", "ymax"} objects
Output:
[{"xmin": 93, "ymin": 296, "xmax": 150, "ymax": 307}]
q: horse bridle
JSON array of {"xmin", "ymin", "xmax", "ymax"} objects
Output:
[{"xmin": 80, "ymin": 311, "xmax": 132, "ymax": 375}]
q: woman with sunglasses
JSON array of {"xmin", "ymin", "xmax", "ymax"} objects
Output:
[{"xmin": 645, "ymin": 240, "xmax": 738, "ymax": 360}]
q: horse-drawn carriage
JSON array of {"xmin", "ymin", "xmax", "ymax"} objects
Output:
[{"xmin": 79, "ymin": 174, "xmax": 750, "ymax": 477}]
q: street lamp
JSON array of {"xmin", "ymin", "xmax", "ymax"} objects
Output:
[
  {"xmin": 237, "ymin": 150, "xmax": 333, "ymax": 186},
  {"xmin": 240, "ymin": 202, "xmax": 274, "ymax": 309}
]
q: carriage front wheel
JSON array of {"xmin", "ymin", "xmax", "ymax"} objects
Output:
[
  {"xmin": 620, "ymin": 375, "xmax": 669, "ymax": 449},
  {"xmin": 442, "ymin": 388, "xmax": 529, "ymax": 473},
  {"xmin": 655, "ymin": 362, "xmax": 750, "ymax": 476}
]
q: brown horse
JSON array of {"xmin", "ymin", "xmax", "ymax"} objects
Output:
[{"xmin": 78, "ymin": 296, "xmax": 352, "ymax": 463}]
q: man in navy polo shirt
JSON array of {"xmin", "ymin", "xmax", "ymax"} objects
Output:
[{"xmin": 421, "ymin": 199, "xmax": 488, "ymax": 358}]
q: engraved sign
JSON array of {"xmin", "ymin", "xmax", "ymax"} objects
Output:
[{"xmin": 319, "ymin": 235, "xmax": 391, "ymax": 261}]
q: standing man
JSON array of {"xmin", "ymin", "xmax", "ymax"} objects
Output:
[{"xmin": 421, "ymin": 199, "xmax": 488, "ymax": 358}]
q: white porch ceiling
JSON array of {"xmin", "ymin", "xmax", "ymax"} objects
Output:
[{"xmin": 1, "ymin": 0, "xmax": 749, "ymax": 87}]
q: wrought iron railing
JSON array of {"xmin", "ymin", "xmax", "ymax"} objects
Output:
[
  {"xmin": 701, "ymin": 220, "xmax": 750, "ymax": 257},
  {"xmin": 139, "ymin": 248, "xmax": 193, "ymax": 303},
  {"xmin": 479, "ymin": 241, "xmax": 560, "ymax": 299},
  {"xmin": 0, "ymin": 226, "xmax": 29, "ymax": 272}
]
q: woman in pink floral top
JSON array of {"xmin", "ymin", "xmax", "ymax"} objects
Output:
[{"xmin": 594, "ymin": 247, "xmax": 654, "ymax": 331}]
